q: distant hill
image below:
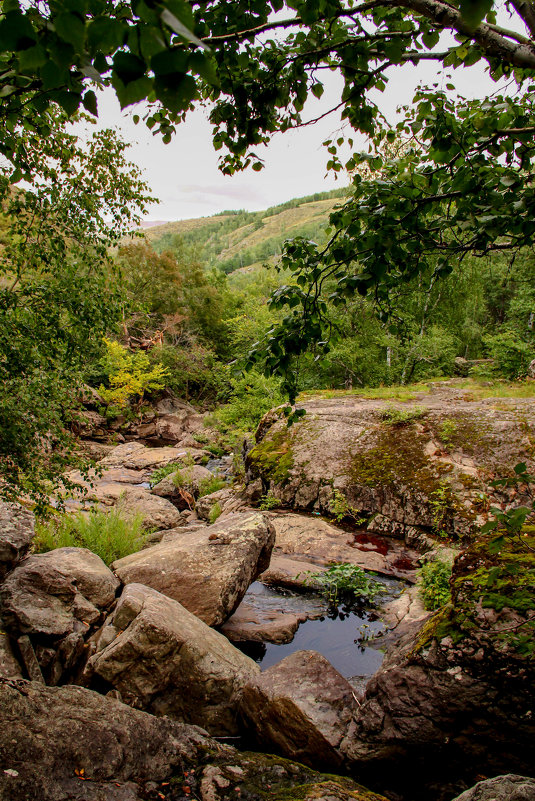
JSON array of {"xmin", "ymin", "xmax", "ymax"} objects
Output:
[{"xmin": 144, "ymin": 188, "xmax": 348, "ymax": 274}]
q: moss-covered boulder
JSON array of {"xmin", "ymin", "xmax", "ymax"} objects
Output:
[
  {"xmin": 341, "ymin": 529, "xmax": 535, "ymax": 800},
  {"xmin": 246, "ymin": 386, "xmax": 535, "ymax": 540}
]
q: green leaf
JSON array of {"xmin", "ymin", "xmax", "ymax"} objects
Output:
[
  {"xmin": 151, "ymin": 48, "xmax": 189, "ymax": 76},
  {"xmin": 311, "ymin": 82, "xmax": 324, "ymax": 99},
  {"xmin": 18, "ymin": 44, "xmax": 47, "ymax": 71},
  {"xmin": 54, "ymin": 12, "xmax": 86, "ymax": 53},
  {"xmin": 53, "ymin": 89, "xmax": 81, "ymax": 116},
  {"xmin": 112, "ymin": 74, "xmax": 152, "ymax": 107},
  {"xmin": 459, "ymin": 0, "xmax": 493, "ymax": 30},
  {"xmin": 87, "ymin": 17, "xmax": 127, "ymax": 54},
  {"xmin": 160, "ymin": 9, "xmax": 210, "ymax": 52},
  {"xmin": 188, "ymin": 52, "xmax": 220, "ymax": 87},
  {"xmin": 0, "ymin": 11, "xmax": 36, "ymax": 50},
  {"xmin": 112, "ymin": 52, "xmax": 146, "ymax": 84},
  {"xmin": 82, "ymin": 89, "xmax": 98, "ymax": 115},
  {"xmin": 153, "ymin": 73, "xmax": 197, "ymax": 113}
]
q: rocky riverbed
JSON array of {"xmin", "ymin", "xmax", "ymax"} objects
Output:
[{"xmin": 1, "ymin": 383, "xmax": 534, "ymax": 801}]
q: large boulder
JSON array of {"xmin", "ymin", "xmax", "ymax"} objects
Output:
[
  {"xmin": 340, "ymin": 531, "xmax": 535, "ymax": 801},
  {"xmin": 0, "ymin": 547, "xmax": 119, "ymax": 637},
  {"xmin": 112, "ymin": 512, "xmax": 275, "ymax": 626},
  {"xmin": 0, "ymin": 548, "xmax": 119, "ymax": 684},
  {"xmin": 100, "ymin": 441, "xmax": 207, "ymax": 471},
  {"xmin": 0, "ymin": 502, "xmax": 35, "ymax": 580},
  {"xmin": 240, "ymin": 650, "xmax": 358, "ymax": 770},
  {"xmin": 151, "ymin": 464, "xmax": 213, "ymax": 503},
  {"xmin": 0, "ymin": 678, "xmax": 389, "ymax": 801},
  {"xmin": 246, "ymin": 387, "xmax": 535, "ymax": 538},
  {"xmin": 451, "ymin": 775, "xmax": 535, "ymax": 801},
  {"xmin": 86, "ymin": 583, "xmax": 260, "ymax": 735},
  {"xmin": 195, "ymin": 486, "xmax": 250, "ymax": 522}
]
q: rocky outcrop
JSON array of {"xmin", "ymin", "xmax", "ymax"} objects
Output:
[
  {"xmin": 195, "ymin": 486, "xmax": 250, "ymax": 521},
  {"xmin": 112, "ymin": 512, "xmax": 275, "ymax": 626},
  {"xmin": 0, "ymin": 502, "xmax": 35, "ymax": 580},
  {"xmin": 152, "ymin": 464, "xmax": 213, "ymax": 505},
  {"xmin": 340, "ymin": 531, "xmax": 535, "ymax": 800},
  {"xmin": 451, "ymin": 775, "xmax": 535, "ymax": 801},
  {"xmin": 87, "ymin": 583, "xmax": 260, "ymax": 735},
  {"xmin": 246, "ymin": 387, "xmax": 535, "ymax": 538},
  {"xmin": 267, "ymin": 512, "xmax": 419, "ymax": 582},
  {"xmin": 240, "ymin": 650, "xmax": 358, "ymax": 769},
  {"xmin": 0, "ymin": 548, "xmax": 119, "ymax": 684},
  {"xmin": 0, "ymin": 678, "xmax": 389, "ymax": 801}
]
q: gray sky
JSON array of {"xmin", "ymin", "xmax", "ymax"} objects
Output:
[{"xmin": 85, "ymin": 23, "xmax": 517, "ymax": 222}]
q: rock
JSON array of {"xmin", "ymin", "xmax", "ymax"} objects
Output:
[
  {"xmin": 246, "ymin": 389, "xmax": 535, "ymax": 537},
  {"xmin": 112, "ymin": 512, "xmax": 275, "ymax": 626},
  {"xmin": 0, "ymin": 678, "xmax": 214, "ymax": 801},
  {"xmin": 0, "ymin": 548, "xmax": 119, "ymax": 638},
  {"xmin": 240, "ymin": 650, "xmax": 358, "ymax": 769},
  {"xmin": 0, "ymin": 677, "xmax": 389, "ymax": 801},
  {"xmin": 451, "ymin": 775, "xmax": 535, "ymax": 801},
  {"xmin": 268, "ymin": 512, "xmax": 419, "ymax": 582},
  {"xmin": 0, "ymin": 502, "xmax": 35, "ymax": 580},
  {"xmin": 0, "ymin": 623, "xmax": 23, "ymax": 679},
  {"xmin": 221, "ymin": 601, "xmax": 304, "ymax": 645},
  {"xmin": 341, "ymin": 533, "xmax": 535, "ymax": 800},
  {"xmin": 152, "ymin": 464, "xmax": 213, "ymax": 501},
  {"xmin": 100, "ymin": 441, "xmax": 207, "ymax": 471},
  {"xmin": 195, "ymin": 486, "xmax": 249, "ymax": 522},
  {"xmin": 113, "ymin": 486, "xmax": 182, "ymax": 529},
  {"xmin": 259, "ymin": 554, "xmax": 327, "ymax": 590},
  {"xmin": 87, "ymin": 583, "xmax": 260, "ymax": 735}
]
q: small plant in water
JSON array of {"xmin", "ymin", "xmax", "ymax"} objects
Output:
[
  {"xmin": 330, "ymin": 489, "xmax": 366, "ymax": 525},
  {"xmin": 33, "ymin": 507, "xmax": 147, "ymax": 566},
  {"xmin": 303, "ymin": 563, "xmax": 382, "ymax": 606},
  {"xmin": 419, "ymin": 558, "xmax": 453, "ymax": 610},
  {"xmin": 258, "ymin": 491, "xmax": 282, "ymax": 510}
]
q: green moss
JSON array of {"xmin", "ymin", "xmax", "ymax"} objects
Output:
[
  {"xmin": 248, "ymin": 429, "xmax": 295, "ymax": 484},
  {"xmin": 412, "ymin": 528, "xmax": 535, "ymax": 658},
  {"xmin": 429, "ymin": 412, "xmax": 491, "ymax": 456}
]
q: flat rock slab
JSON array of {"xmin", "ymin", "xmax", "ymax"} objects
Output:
[
  {"xmin": 268, "ymin": 513, "xmax": 419, "ymax": 582},
  {"xmin": 259, "ymin": 554, "xmax": 327, "ymax": 590},
  {"xmin": 88, "ymin": 583, "xmax": 260, "ymax": 736},
  {"xmin": 0, "ymin": 547, "xmax": 119, "ymax": 638},
  {"xmin": 240, "ymin": 649, "xmax": 358, "ymax": 770},
  {"xmin": 112, "ymin": 512, "xmax": 275, "ymax": 626},
  {"xmin": 0, "ymin": 502, "xmax": 35, "ymax": 580},
  {"xmin": 100, "ymin": 442, "xmax": 208, "ymax": 471}
]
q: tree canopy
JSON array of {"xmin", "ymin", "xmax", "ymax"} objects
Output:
[{"xmin": 1, "ymin": 0, "xmax": 534, "ymax": 398}]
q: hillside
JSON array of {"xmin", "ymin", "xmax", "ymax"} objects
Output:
[{"xmin": 145, "ymin": 188, "xmax": 347, "ymax": 274}]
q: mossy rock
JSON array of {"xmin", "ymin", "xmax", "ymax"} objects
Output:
[{"xmin": 248, "ymin": 429, "xmax": 295, "ymax": 485}]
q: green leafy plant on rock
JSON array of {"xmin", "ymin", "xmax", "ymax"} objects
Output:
[
  {"xmin": 380, "ymin": 405, "xmax": 427, "ymax": 426},
  {"xmin": 258, "ymin": 491, "xmax": 282, "ymax": 511},
  {"xmin": 302, "ymin": 563, "xmax": 381, "ymax": 606},
  {"xmin": 419, "ymin": 559, "xmax": 453, "ymax": 611},
  {"xmin": 208, "ymin": 502, "xmax": 222, "ymax": 524},
  {"xmin": 330, "ymin": 489, "xmax": 366, "ymax": 525}
]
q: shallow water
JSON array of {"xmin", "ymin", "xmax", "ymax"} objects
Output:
[{"xmin": 236, "ymin": 579, "xmax": 402, "ymax": 681}]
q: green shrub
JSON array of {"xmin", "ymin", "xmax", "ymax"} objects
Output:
[
  {"xmin": 198, "ymin": 476, "xmax": 227, "ymax": 497},
  {"xmin": 483, "ymin": 331, "xmax": 535, "ymax": 379},
  {"xmin": 149, "ymin": 463, "xmax": 178, "ymax": 487},
  {"xmin": 208, "ymin": 502, "xmax": 222, "ymax": 524},
  {"xmin": 302, "ymin": 563, "xmax": 381, "ymax": 605},
  {"xmin": 419, "ymin": 559, "xmax": 452, "ymax": 610},
  {"xmin": 33, "ymin": 507, "xmax": 146, "ymax": 566},
  {"xmin": 98, "ymin": 338, "xmax": 168, "ymax": 411},
  {"xmin": 330, "ymin": 489, "xmax": 366, "ymax": 524},
  {"xmin": 380, "ymin": 405, "xmax": 427, "ymax": 425},
  {"xmin": 209, "ymin": 371, "xmax": 284, "ymax": 434},
  {"xmin": 258, "ymin": 491, "xmax": 282, "ymax": 510}
]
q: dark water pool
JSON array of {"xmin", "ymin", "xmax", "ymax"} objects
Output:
[{"xmin": 235, "ymin": 579, "xmax": 402, "ymax": 682}]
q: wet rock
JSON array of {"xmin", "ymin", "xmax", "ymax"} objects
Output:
[
  {"xmin": 0, "ymin": 677, "xmax": 389, "ymax": 801},
  {"xmin": 451, "ymin": 774, "xmax": 535, "ymax": 801},
  {"xmin": 240, "ymin": 650, "xmax": 358, "ymax": 770},
  {"xmin": 0, "ymin": 502, "xmax": 35, "ymax": 580},
  {"xmin": 221, "ymin": 601, "xmax": 304, "ymax": 644},
  {"xmin": 87, "ymin": 583, "xmax": 260, "ymax": 735},
  {"xmin": 0, "ymin": 547, "xmax": 119, "ymax": 638},
  {"xmin": 268, "ymin": 512, "xmax": 419, "ymax": 582},
  {"xmin": 259, "ymin": 554, "xmax": 326, "ymax": 590},
  {"xmin": 112, "ymin": 512, "xmax": 275, "ymax": 626}
]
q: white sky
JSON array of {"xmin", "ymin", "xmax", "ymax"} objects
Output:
[{"xmin": 84, "ymin": 11, "xmax": 520, "ymax": 222}]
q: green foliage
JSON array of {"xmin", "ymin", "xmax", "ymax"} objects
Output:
[
  {"xmin": 0, "ymin": 112, "xmax": 153, "ymax": 510},
  {"xmin": 33, "ymin": 507, "xmax": 146, "ymax": 566},
  {"xmin": 380, "ymin": 405, "xmax": 427, "ymax": 426},
  {"xmin": 483, "ymin": 331, "xmax": 535, "ymax": 379},
  {"xmin": 437, "ymin": 419, "xmax": 458, "ymax": 450},
  {"xmin": 258, "ymin": 492, "xmax": 282, "ymax": 510},
  {"xmin": 208, "ymin": 502, "xmax": 222, "ymax": 524},
  {"xmin": 419, "ymin": 559, "xmax": 453, "ymax": 611},
  {"xmin": 330, "ymin": 490, "xmax": 366, "ymax": 525},
  {"xmin": 149, "ymin": 463, "xmax": 177, "ymax": 487},
  {"xmin": 197, "ymin": 476, "xmax": 227, "ymax": 497},
  {"xmin": 98, "ymin": 338, "xmax": 169, "ymax": 412},
  {"xmin": 303, "ymin": 563, "xmax": 382, "ymax": 606},
  {"xmin": 248, "ymin": 429, "xmax": 295, "ymax": 485},
  {"xmin": 209, "ymin": 372, "xmax": 285, "ymax": 435}
]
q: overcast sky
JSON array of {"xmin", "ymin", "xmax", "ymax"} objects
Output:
[{"xmin": 84, "ymin": 17, "xmax": 518, "ymax": 222}]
